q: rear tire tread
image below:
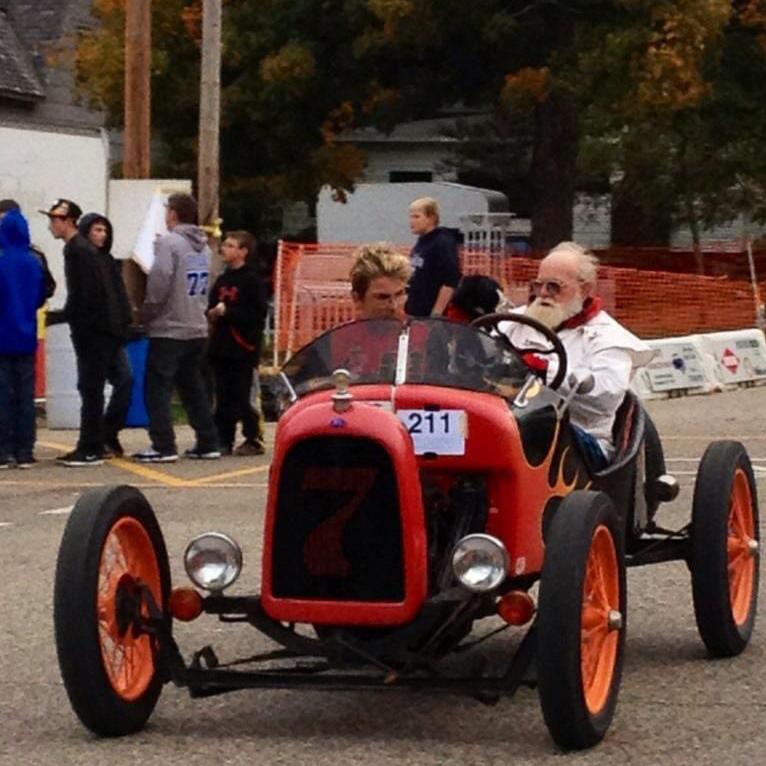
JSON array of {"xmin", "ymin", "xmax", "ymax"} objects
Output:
[{"xmin": 691, "ymin": 440, "xmax": 759, "ymax": 657}]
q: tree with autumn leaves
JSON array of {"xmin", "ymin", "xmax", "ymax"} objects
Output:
[{"xmin": 75, "ymin": 0, "xmax": 766, "ymax": 247}]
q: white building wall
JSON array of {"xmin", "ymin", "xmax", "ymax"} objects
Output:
[
  {"xmin": 671, "ymin": 215, "xmax": 766, "ymax": 249},
  {"xmin": 573, "ymin": 194, "xmax": 612, "ymax": 248},
  {"xmin": 0, "ymin": 123, "xmax": 109, "ymax": 309},
  {"xmin": 317, "ymin": 182, "xmax": 506, "ymax": 244},
  {"xmin": 360, "ymin": 144, "xmax": 458, "ymax": 183}
]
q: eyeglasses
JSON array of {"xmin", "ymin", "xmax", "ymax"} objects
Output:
[
  {"xmin": 370, "ymin": 289, "xmax": 407, "ymax": 303},
  {"xmin": 529, "ymin": 279, "xmax": 569, "ymax": 296}
]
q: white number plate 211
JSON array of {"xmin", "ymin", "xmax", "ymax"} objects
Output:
[{"xmin": 397, "ymin": 409, "xmax": 467, "ymax": 455}]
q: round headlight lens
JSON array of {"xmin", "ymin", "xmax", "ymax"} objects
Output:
[
  {"xmin": 452, "ymin": 534, "xmax": 509, "ymax": 593},
  {"xmin": 184, "ymin": 532, "xmax": 243, "ymax": 592}
]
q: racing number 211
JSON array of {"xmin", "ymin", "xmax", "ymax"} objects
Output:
[{"xmin": 406, "ymin": 411, "xmax": 451, "ymax": 435}]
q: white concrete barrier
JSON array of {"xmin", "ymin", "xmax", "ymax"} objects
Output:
[
  {"xmin": 634, "ymin": 335, "xmax": 712, "ymax": 400},
  {"xmin": 633, "ymin": 328, "xmax": 766, "ymax": 400},
  {"xmin": 699, "ymin": 329, "xmax": 766, "ymax": 387}
]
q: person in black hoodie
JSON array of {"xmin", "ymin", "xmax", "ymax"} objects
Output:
[
  {"xmin": 78, "ymin": 213, "xmax": 134, "ymax": 458},
  {"xmin": 207, "ymin": 230, "xmax": 267, "ymax": 455},
  {"xmin": 404, "ymin": 196, "xmax": 461, "ymax": 317},
  {"xmin": 42, "ymin": 200, "xmax": 130, "ymax": 465}
]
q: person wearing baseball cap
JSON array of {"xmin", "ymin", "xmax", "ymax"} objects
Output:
[
  {"xmin": 39, "ymin": 198, "xmax": 83, "ymax": 222},
  {"xmin": 44, "ymin": 197, "xmax": 116, "ymax": 466}
]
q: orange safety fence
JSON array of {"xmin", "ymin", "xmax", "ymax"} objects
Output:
[{"xmin": 273, "ymin": 241, "xmax": 766, "ymax": 362}]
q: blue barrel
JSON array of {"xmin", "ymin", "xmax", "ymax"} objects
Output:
[{"xmin": 125, "ymin": 337, "xmax": 149, "ymax": 427}]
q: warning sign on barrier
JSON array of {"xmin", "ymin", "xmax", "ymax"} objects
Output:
[
  {"xmin": 644, "ymin": 341, "xmax": 708, "ymax": 392},
  {"xmin": 721, "ymin": 348, "xmax": 739, "ymax": 374},
  {"xmin": 706, "ymin": 334, "xmax": 766, "ymax": 383}
]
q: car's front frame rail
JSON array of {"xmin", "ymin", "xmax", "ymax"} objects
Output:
[{"xmin": 145, "ymin": 590, "xmax": 537, "ymax": 705}]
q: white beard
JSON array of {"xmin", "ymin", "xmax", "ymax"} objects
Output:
[{"xmin": 526, "ymin": 296, "xmax": 584, "ymax": 329}]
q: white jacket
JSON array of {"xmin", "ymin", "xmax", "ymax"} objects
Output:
[{"xmin": 501, "ymin": 307, "xmax": 656, "ymax": 457}]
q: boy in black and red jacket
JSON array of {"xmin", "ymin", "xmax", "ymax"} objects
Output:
[{"xmin": 207, "ymin": 231, "xmax": 268, "ymax": 455}]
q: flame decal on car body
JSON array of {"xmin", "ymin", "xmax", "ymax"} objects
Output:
[{"xmin": 498, "ymin": 418, "xmax": 592, "ymax": 572}]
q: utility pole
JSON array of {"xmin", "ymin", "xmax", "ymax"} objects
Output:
[
  {"xmin": 123, "ymin": 0, "xmax": 152, "ymax": 178},
  {"xmin": 198, "ymin": 0, "xmax": 222, "ymax": 274},
  {"xmin": 123, "ymin": 0, "xmax": 152, "ymax": 318}
]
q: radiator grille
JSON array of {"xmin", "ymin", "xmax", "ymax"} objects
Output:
[{"xmin": 272, "ymin": 437, "xmax": 404, "ymax": 601}]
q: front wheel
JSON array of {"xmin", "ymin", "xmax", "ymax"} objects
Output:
[
  {"xmin": 537, "ymin": 491, "xmax": 626, "ymax": 750},
  {"xmin": 691, "ymin": 441, "xmax": 759, "ymax": 657},
  {"xmin": 53, "ymin": 485, "xmax": 171, "ymax": 736}
]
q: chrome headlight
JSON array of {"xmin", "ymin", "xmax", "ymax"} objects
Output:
[
  {"xmin": 184, "ymin": 532, "xmax": 243, "ymax": 592},
  {"xmin": 452, "ymin": 534, "xmax": 509, "ymax": 593}
]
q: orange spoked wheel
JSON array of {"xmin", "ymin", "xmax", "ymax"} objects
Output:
[
  {"xmin": 54, "ymin": 486, "xmax": 171, "ymax": 737},
  {"xmin": 537, "ymin": 491, "xmax": 626, "ymax": 751},
  {"xmin": 98, "ymin": 517, "xmax": 162, "ymax": 701},
  {"xmin": 691, "ymin": 441, "xmax": 759, "ymax": 657},
  {"xmin": 580, "ymin": 525, "xmax": 621, "ymax": 716}
]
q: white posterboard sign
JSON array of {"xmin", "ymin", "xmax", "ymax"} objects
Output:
[
  {"xmin": 644, "ymin": 341, "xmax": 708, "ymax": 392},
  {"xmin": 108, "ymin": 179, "xmax": 192, "ymax": 270},
  {"xmin": 131, "ymin": 191, "xmax": 168, "ymax": 273}
]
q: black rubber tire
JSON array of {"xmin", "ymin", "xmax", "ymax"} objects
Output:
[
  {"xmin": 537, "ymin": 491, "xmax": 627, "ymax": 750},
  {"xmin": 53, "ymin": 485, "xmax": 171, "ymax": 736},
  {"xmin": 691, "ymin": 441, "xmax": 759, "ymax": 657},
  {"xmin": 643, "ymin": 410, "xmax": 666, "ymax": 518}
]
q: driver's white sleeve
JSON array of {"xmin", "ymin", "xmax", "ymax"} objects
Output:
[{"xmin": 566, "ymin": 346, "xmax": 633, "ymax": 420}]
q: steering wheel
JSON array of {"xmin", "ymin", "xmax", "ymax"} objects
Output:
[{"xmin": 470, "ymin": 312, "xmax": 568, "ymax": 390}]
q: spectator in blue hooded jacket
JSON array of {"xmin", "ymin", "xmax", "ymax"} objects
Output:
[{"xmin": 0, "ymin": 207, "xmax": 45, "ymax": 468}]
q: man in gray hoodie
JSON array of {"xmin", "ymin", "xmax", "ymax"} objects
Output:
[{"xmin": 134, "ymin": 193, "xmax": 220, "ymax": 462}]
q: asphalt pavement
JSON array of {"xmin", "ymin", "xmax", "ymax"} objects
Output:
[{"xmin": 1, "ymin": 387, "xmax": 765, "ymax": 765}]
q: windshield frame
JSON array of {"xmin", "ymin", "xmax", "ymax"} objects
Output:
[{"xmin": 280, "ymin": 317, "xmax": 531, "ymax": 400}]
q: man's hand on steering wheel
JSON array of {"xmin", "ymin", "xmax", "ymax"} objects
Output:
[{"xmin": 470, "ymin": 312, "xmax": 568, "ymax": 390}]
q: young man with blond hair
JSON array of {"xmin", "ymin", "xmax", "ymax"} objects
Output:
[
  {"xmin": 350, "ymin": 243, "xmax": 411, "ymax": 320},
  {"xmin": 405, "ymin": 196, "xmax": 460, "ymax": 317}
]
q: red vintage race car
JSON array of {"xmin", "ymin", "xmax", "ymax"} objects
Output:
[{"xmin": 53, "ymin": 316, "xmax": 760, "ymax": 750}]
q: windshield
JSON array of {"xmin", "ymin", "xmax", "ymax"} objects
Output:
[{"xmin": 281, "ymin": 318, "xmax": 529, "ymax": 398}]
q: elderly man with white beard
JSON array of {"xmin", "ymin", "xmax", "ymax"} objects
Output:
[{"xmin": 501, "ymin": 241, "xmax": 655, "ymax": 470}]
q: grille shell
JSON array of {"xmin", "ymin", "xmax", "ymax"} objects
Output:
[{"xmin": 272, "ymin": 436, "xmax": 404, "ymax": 602}]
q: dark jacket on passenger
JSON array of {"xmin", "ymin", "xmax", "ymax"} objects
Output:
[
  {"xmin": 76, "ymin": 213, "xmax": 132, "ymax": 341},
  {"xmin": 207, "ymin": 263, "xmax": 267, "ymax": 362},
  {"xmin": 0, "ymin": 208, "xmax": 45, "ymax": 354}
]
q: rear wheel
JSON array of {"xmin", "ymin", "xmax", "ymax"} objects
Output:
[
  {"xmin": 54, "ymin": 485, "xmax": 171, "ymax": 736},
  {"xmin": 537, "ymin": 491, "xmax": 626, "ymax": 750},
  {"xmin": 691, "ymin": 441, "xmax": 759, "ymax": 657}
]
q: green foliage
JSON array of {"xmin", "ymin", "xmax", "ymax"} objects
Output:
[
  {"xmin": 76, "ymin": 0, "xmax": 766, "ymax": 244},
  {"xmin": 577, "ymin": 0, "xmax": 766, "ymax": 240}
]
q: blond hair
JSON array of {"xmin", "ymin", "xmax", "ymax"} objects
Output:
[
  {"xmin": 350, "ymin": 243, "xmax": 411, "ymax": 298},
  {"xmin": 409, "ymin": 196, "xmax": 440, "ymax": 224}
]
